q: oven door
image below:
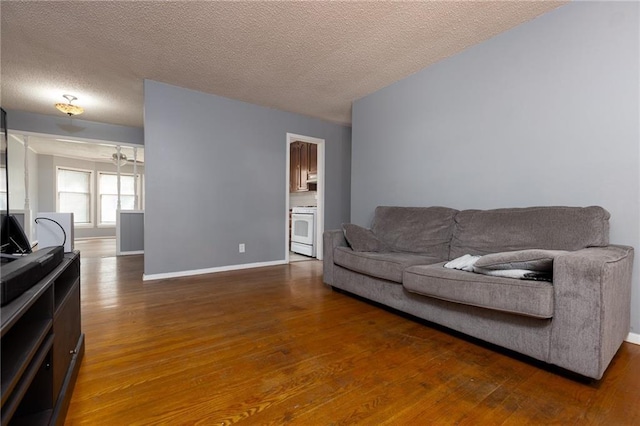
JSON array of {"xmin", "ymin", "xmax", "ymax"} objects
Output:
[{"xmin": 291, "ymin": 213, "xmax": 314, "ymax": 245}]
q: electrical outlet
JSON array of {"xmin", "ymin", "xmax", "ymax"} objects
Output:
[{"xmin": 239, "ymin": 243, "xmax": 245, "ymax": 253}]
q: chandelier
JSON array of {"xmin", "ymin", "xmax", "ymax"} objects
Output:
[{"xmin": 55, "ymin": 94, "xmax": 84, "ymax": 116}]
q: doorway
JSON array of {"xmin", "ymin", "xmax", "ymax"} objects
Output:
[
  {"xmin": 285, "ymin": 133, "xmax": 325, "ymax": 263},
  {"xmin": 6, "ymin": 131, "xmax": 144, "ymax": 258}
]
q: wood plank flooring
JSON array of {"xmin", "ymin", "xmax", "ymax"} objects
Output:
[{"xmin": 66, "ymin": 239, "xmax": 640, "ymax": 425}]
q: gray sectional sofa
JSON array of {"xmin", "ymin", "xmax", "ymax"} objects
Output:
[{"xmin": 323, "ymin": 206, "xmax": 634, "ymax": 379}]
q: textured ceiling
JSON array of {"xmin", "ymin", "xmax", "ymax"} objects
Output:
[{"xmin": 1, "ymin": 1, "xmax": 566, "ymax": 128}]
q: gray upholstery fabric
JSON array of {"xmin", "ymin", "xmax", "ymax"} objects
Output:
[
  {"xmin": 333, "ymin": 265, "xmax": 552, "ymax": 362},
  {"xmin": 404, "ymin": 263, "xmax": 554, "ymax": 318},
  {"xmin": 371, "ymin": 206, "xmax": 458, "ymax": 259},
  {"xmin": 475, "ymin": 249, "xmax": 568, "ymax": 272},
  {"xmin": 323, "ymin": 230, "xmax": 347, "ymax": 285},
  {"xmin": 550, "ymin": 245, "xmax": 634, "ymax": 379},
  {"xmin": 450, "ymin": 206, "xmax": 610, "ymax": 259},
  {"xmin": 333, "ymin": 247, "xmax": 439, "ymax": 283},
  {"xmin": 342, "ymin": 224, "xmax": 388, "ymax": 252},
  {"xmin": 323, "ymin": 205, "xmax": 634, "ymax": 379}
]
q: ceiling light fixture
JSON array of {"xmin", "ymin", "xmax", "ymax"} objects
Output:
[
  {"xmin": 112, "ymin": 152, "xmax": 128, "ymax": 167},
  {"xmin": 55, "ymin": 94, "xmax": 84, "ymax": 116}
]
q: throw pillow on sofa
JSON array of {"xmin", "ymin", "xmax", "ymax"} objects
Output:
[
  {"xmin": 342, "ymin": 224, "xmax": 388, "ymax": 252},
  {"xmin": 474, "ymin": 249, "xmax": 568, "ymax": 272}
]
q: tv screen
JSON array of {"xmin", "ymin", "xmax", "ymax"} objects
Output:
[
  {"xmin": 1, "ymin": 107, "xmax": 6, "ymax": 213},
  {"xmin": 1, "ymin": 107, "xmax": 32, "ymax": 258}
]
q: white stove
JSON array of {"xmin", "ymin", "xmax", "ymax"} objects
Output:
[{"xmin": 291, "ymin": 206, "xmax": 317, "ymax": 257}]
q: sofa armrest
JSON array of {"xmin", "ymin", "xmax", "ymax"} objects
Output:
[
  {"xmin": 323, "ymin": 229, "xmax": 348, "ymax": 285},
  {"xmin": 550, "ymin": 245, "xmax": 634, "ymax": 379}
]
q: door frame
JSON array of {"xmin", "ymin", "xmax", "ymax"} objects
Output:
[{"xmin": 285, "ymin": 133, "xmax": 325, "ymax": 262}]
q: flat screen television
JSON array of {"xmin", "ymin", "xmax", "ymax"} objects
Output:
[{"xmin": 1, "ymin": 107, "xmax": 33, "ymax": 260}]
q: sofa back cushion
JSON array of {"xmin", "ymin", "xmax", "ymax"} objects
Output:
[
  {"xmin": 450, "ymin": 206, "xmax": 610, "ymax": 259},
  {"xmin": 371, "ymin": 206, "xmax": 458, "ymax": 259}
]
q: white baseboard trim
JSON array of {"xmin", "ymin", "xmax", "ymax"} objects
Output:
[
  {"xmin": 74, "ymin": 236, "xmax": 115, "ymax": 241},
  {"xmin": 626, "ymin": 332, "xmax": 640, "ymax": 345},
  {"xmin": 117, "ymin": 250, "xmax": 144, "ymax": 256},
  {"xmin": 143, "ymin": 259, "xmax": 287, "ymax": 281}
]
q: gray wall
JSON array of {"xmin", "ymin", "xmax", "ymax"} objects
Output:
[
  {"xmin": 144, "ymin": 79, "xmax": 351, "ymax": 276},
  {"xmin": 27, "ymin": 146, "xmax": 38, "ymax": 241},
  {"xmin": 38, "ymin": 154, "xmax": 145, "ymax": 239},
  {"xmin": 6, "ymin": 109, "xmax": 143, "ymax": 145},
  {"xmin": 37, "ymin": 155, "xmax": 55, "ymax": 216},
  {"xmin": 6, "ymin": 136, "xmax": 39, "ymax": 242},
  {"xmin": 120, "ymin": 212, "xmax": 144, "ymax": 252},
  {"xmin": 351, "ymin": 2, "xmax": 639, "ymax": 333},
  {"xmin": 7, "ymin": 136, "xmax": 26, "ymax": 211}
]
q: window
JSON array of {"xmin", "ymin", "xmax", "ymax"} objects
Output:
[
  {"xmin": 98, "ymin": 172, "xmax": 140, "ymax": 225},
  {"xmin": 57, "ymin": 168, "xmax": 92, "ymax": 224}
]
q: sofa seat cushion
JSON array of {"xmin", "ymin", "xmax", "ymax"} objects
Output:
[
  {"xmin": 333, "ymin": 247, "xmax": 440, "ymax": 283},
  {"xmin": 403, "ymin": 263, "xmax": 554, "ymax": 318}
]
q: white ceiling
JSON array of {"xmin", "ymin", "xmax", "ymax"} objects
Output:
[{"xmin": 1, "ymin": 1, "xmax": 566, "ymax": 129}]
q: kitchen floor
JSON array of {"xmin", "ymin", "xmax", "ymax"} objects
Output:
[{"xmin": 289, "ymin": 251, "xmax": 315, "ymax": 262}]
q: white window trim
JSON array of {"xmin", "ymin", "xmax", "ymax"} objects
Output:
[
  {"xmin": 56, "ymin": 166, "xmax": 94, "ymax": 228},
  {"xmin": 97, "ymin": 171, "xmax": 142, "ymax": 227}
]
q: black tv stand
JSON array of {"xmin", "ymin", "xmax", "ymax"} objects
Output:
[{"xmin": 1, "ymin": 251, "xmax": 83, "ymax": 425}]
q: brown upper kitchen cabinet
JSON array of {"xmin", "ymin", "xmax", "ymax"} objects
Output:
[
  {"xmin": 308, "ymin": 143, "xmax": 317, "ymax": 181},
  {"xmin": 290, "ymin": 142, "xmax": 299, "ymax": 192},
  {"xmin": 290, "ymin": 141, "xmax": 317, "ymax": 193}
]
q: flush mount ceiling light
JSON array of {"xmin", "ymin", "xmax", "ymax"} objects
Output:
[
  {"xmin": 112, "ymin": 152, "xmax": 128, "ymax": 167},
  {"xmin": 55, "ymin": 94, "xmax": 84, "ymax": 116}
]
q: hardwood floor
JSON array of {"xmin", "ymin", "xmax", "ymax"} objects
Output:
[
  {"xmin": 74, "ymin": 238, "xmax": 116, "ymax": 259},
  {"xmin": 66, "ymin": 240, "xmax": 640, "ymax": 425}
]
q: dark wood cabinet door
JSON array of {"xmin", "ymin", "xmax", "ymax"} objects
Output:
[
  {"xmin": 297, "ymin": 142, "xmax": 309, "ymax": 191},
  {"xmin": 290, "ymin": 142, "xmax": 300, "ymax": 193},
  {"xmin": 52, "ymin": 282, "xmax": 81, "ymax": 403},
  {"xmin": 308, "ymin": 143, "xmax": 317, "ymax": 176},
  {"xmin": 290, "ymin": 141, "xmax": 311, "ymax": 193}
]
